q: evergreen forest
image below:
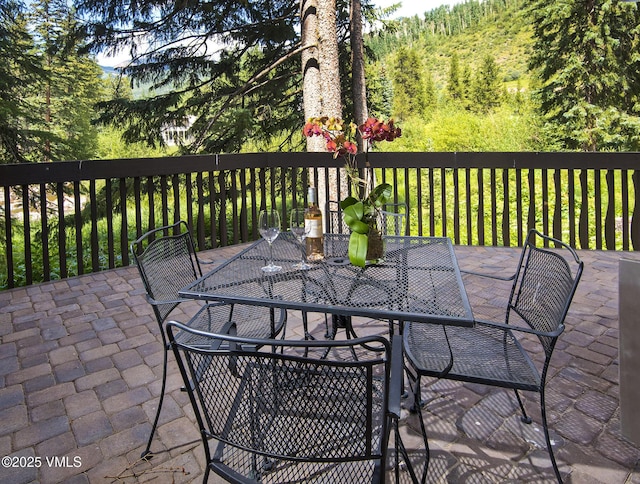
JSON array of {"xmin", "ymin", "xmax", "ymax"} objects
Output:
[{"xmin": 2, "ymin": 0, "xmax": 640, "ymax": 165}]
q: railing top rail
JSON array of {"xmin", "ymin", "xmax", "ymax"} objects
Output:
[
  {"xmin": 371, "ymin": 151, "xmax": 640, "ymax": 170},
  {"xmin": 2, "ymin": 151, "xmax": 640, "ymax": 186},
  {"xmin": 0, "ymin": 152, "xmax": 337, "ymax": 185}
]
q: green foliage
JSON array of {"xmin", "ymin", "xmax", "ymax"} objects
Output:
[
  {"xmin": 447, "ymin": 53, "xmax": 463, "ymax": 102},
  {"xmin": 97, "ymin": 127, "xmax": 174, "ymax": 160},
  {"xmin": 341, "ymin": 183, "xmax": 392, "ymax": 267},
  {"xmin": 391, "ymin": 46, "xmax": 427, "ymax": 119},
  {"xmin": 79, "ymin": 0, "xmax": 303, "ymax": 154},
  {"xmin": 368, "ymin": 0, "xmax": 640, "ymax": 152},
  {"xmin": 0, "ymin": 1, "xmax": 51, "ymax": 164},
  {"xmin": 364, "ymin": 61, "xmax": 394, "ymax": 119},
  {"xmin": 370, "ymin": 100, "xmax": 544, "ymax": 153},
  {"xmin": 528, "ymin": 0, "xmax": 640, "ymax": 151},
  {"xmin": 471, "ymin": 54, "xmax": 502, "ymax": 112},
  {"xmin": 368, "ymin": 0, "xmax": 537, "ymax": 150},
  {"xmin": 1, "ymin": 0, "xmax": 108, "ymax": 164}
]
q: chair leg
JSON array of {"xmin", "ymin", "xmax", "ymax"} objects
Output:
[
  {"xmin": 540, "ymin": 388, "xmax": 563, "ymax": 483},
  {"xmin": 141, "ymin": 347, "xmax": 168, "ymax": 459},
  {"xmin": 412, "ymin": 406, "xmax": 430, "ymax": 484},
  {"xmin": 515, "ymin": 387, "xmax": 562, "ymax": 482},
  {"xmin": 269, "ymin": 306, "xmax": 287, "ymax": 341},
  {"xmin": 330, "ymin": 314, "xmax": 352, "ymax": 339},
  {"xmin": 302, "ymin": 311, "xmax": 314, "ymax": 340},
  {"xmin": 324, "ymin": 313, "xmax": 331, "ymax": 338},
  {"xmin": 393, "ymin": 417, "xmax": 423, "ymax": 484},
  {"xmin": 405, "ymin": 365, "xmax": 421, "ymax": 413},
  {"xmin": 401, "ymin": 370, "xmax": 429, "ymax": 484},
  {"xmin": 514, "ymin": 389, "xmax": 532, "ymax": 424}
]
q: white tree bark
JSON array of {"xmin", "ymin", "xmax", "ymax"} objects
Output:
[
  {"xmin": 317, "ymin": 0, "xmax": 342, "ymax": 119},
  {"xmin": 302, "ymin": 0, "xmax": 345, "ymax": 210},
  {"xmin": 301, "ymin": 0, "xmax": 323, "ymax": 152}
]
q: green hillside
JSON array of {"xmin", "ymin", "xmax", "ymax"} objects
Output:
[
  {"xmin": 364, "ymin": 0, "xmax": 541, "ymax": 152},
  {"xmin": 370, "ymin": 0, "xmax": 531, "ymax": 88}
]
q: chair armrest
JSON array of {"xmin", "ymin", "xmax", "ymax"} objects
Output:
[
  {"xmin": 146, "ymin": 294, "xmax": 191, "ymax": 307},
  {"xmin": 460, "ymin": 269, "xmax": 516, "ymax": 281},
  {"xmin": 169, "ymin": 319, "xmax": 237, "ymax": 349},
  {"xmin": 388, "ymin": 334, "xmax": 403, "ymax": 419},
  {"xmin": 476, "ymin": 318, "xmax": 565, "ymax": 338}
]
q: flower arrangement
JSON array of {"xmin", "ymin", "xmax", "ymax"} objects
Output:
[{"xmin": 303, "ymin": 116, "xmax": 401, "ymax": 267}]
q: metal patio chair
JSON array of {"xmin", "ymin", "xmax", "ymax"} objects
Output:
[
  {"xmin": 167, "ymin": 321, "xmax": 423, "ymax": 484},
  {"xmin": 325, "ymin": 200, "xmax": 408, "ymax": 236},
  {"xmin": 320, "ymin": 201, "xmax": 408, "ymax": 342},
  {"xmin": 326, "ymin": 199, "xmax": 350, "ymax": 234},
  {"xmin": 380, "ymin": 202, "xmax": 408, "ymax": 237},
  {"xmin": 403, "ymin": 229, "xmax": 583, "ymax": 483},
  {"xmin": 131, "ymin": 220, "xmax": 287, "ymax": 458}
]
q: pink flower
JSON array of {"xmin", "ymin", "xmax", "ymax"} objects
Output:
[
  {"xmin": 302, "ymin": 122, "xmax": 322, "ymax": 137},
  {"xmin": 343, "ymin": 140, "xmax": 358, "ymax": 155},
  {"xmin": 303, "ymin": 116, "xmax": 400, "ymax": 159},
  {"xmin": 358, "ymin": 117, "xmax": 401, "ymax": 143}
]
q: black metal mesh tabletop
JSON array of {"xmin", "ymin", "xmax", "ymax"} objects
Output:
[{"xmin": 180, "ymin": 233, "xmax": 473, "ymax": 326}]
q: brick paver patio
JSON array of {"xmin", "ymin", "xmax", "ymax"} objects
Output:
[{"xmin": 1, "ymin": 244, "xmax": 639, "ymax": 483}]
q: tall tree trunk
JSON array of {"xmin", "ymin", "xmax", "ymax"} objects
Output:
[
  {"xmin": 314, "ymin": 0, "xmax": 344, "ymax": 208},
  {"xmin": 301, "ymin": 0, "xmax": 323, "ymax": 153},
  {"xmin": 318, "ymin": 0, "xmax": 342, "ymax": 119},
  {"xmin": 350, "ymin": 0, "xmax": 368, "ymax": 136},
  {"xmin": 350, "ymin": 0, "xmax": 372, "ymax": 191}
]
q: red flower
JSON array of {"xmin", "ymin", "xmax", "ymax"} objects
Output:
[
  {"xmin": 303, "ymin": 116, "xmax": 400, "ymax": 159},
  {"xmin": 343, "ymin": 140, "xmax": 358, "ymax": 155},
  {"xmin": 302, "ymin": 122, "xmax": 322, "ymax": 137},
  {"xmin": 358, "ymin": 117, "xmax": 401, "ymax": 143}
]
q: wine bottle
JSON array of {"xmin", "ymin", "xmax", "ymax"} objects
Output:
[{"xmin": 305, "ymin": 186, "xmax": 324, "ymax": 261}]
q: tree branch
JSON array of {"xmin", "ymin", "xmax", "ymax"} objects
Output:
[{"xmin": 191, "ymin": 42, "xmax": 315, "ymax": 151}]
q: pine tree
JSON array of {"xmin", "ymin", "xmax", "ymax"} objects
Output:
[
  {"xmin": 447, "ymin": 52, "xmax": 463, "ymax": 101},
  {"xmin": 461, "ymin": 64, "xmax": 473, "ymax": 110},
  {"xmin": 424, "ymin": 70, "xmax": 436, "ymax": 111},
  {"xmin": 30, "ymin": 0, "xmax": 105, "ymax": 161},
  {"xmin": 78, "ymin": 0, "xmax": 383, "ymax": 154},
  {"xmin": 79, "ymin": 0, "xmax": 306, "ymax": 154},
  {"xmin": 0, "ymin": 1, "xmax": 49, "ymax": 164},
  {"xmin": 391, "ymin": 46, "xmax": 426, "ymax": 119},
  {"xmin": 529, "ymin": 0, "xmax": 640, "ymax": 151},
  {"xmin": 471, "ymin": 54, "xmax": 502, "ymax": 112}
]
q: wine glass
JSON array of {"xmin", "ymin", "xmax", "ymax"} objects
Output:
[
  {"xmin": 258, "ymin": 209, "xmax": 282, "ymax": 273},
  {"xmin": 290, "ymin": 208, "xmax": 311, "ymax": 270}
]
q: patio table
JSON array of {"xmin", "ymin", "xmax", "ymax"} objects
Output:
[{"xmin": 179, "ymin": 233, "xmax": 473, "ymax": 330}]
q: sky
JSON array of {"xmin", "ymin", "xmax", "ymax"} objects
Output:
[{"xmin": 97, "ymin": 0, "xmax": 464, "ymax": 66}]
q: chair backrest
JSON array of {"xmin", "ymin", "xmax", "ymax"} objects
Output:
[
  {"xmin": 167, "ymin": 321, "xmax": 393, "ymax": 483},
  {"xmin": 327, "ymin": 200, "xmax": 408, "ymax": 236},
  {"xmin": 508, "ymin": 229, "xmax": 583, "ymax": 355},
  {"xmin": 326, "ymin": 200, "xmax": 349, "ymax": 233},
  {"xmin": 131, "ymin": 221, "xmax": 202, "ymax": 324},
  {"xmin": 380, "ymin": 203, "xmax": 408, "ymax": 236}
]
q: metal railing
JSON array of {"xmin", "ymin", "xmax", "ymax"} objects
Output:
[{"xmin": 1, "ymin": 151, "xmax": 639, "ymax": 289}]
